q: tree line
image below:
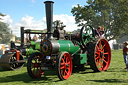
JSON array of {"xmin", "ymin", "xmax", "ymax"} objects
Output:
[
  {"xmin": 71, "ymin": 0, "xmax": 128, "ymax": 41},
  {"xmin": 0, "ymin": 13, "xmax": 12, "ymax": 44},
  {"xmin": 0, "ymin": 0, "xmax": 128, "ymax": 44}
]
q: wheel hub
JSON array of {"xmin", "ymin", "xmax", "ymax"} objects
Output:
[
  {"xmin": 100, "ymin": 52, "xmax": 103, "ymax": 58},
  {"xmin": 63, "ymin": 64, "xmax": 69, "ymax": 69},
  {"xmin": 33, "ymin": 63, "xmax": 38, "ymax": 67},
  {"xmin": 66, "ymin": 64, "xmax": 69, "ymax": 67}
]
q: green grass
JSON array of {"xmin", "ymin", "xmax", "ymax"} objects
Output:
[{"xmin": 0, "ymin": 50, "xmax": 128, "ymax": 85}]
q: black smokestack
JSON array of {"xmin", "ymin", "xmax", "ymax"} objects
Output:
[
  {"xmin": 44, "ymin": 1, "xmax": 54, "ymax": 39},
  {"xmin": 20, "ymin": 27, "xmax": 24, "ymax": 47}
]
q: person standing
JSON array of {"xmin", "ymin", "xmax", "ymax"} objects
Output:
[
  {"xmin": 126, "ymin": 55, "xmax": 128, "ymax": 72},
  {"xmin": 100, "ymin": 27, "xmax": 104, "ymax": 38},
  {"xmin": 123, "ymin": 41, "xmax": 128, "ymax": 69},
  {"xmin": 95, "ymin": 26, "xmax": 101, "ymax": 38},
  {"xmin": 94, "ymin": 26, "xmax": 105, "ymax": 38}
]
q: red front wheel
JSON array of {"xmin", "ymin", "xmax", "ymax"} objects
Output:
[{"xmin": 56, "ymin": 52, "xmax": 72, "ymax": 80}]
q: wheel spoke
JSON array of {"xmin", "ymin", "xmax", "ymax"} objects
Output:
[
  {"xmin": 36, "ymin": 69, "xmax": 39, "ymax": 75},
  {"xmin": 66, "ymin": 66, "xmax": 70, "ymax": 70},
  {"xmin": 104, "ymin": 52, "xmax": 109, "ymax": 55},
  {"xmin": 95, "ymin": 52, "xmax": 100, "ymax": 55},
  {"xmin": 99, "ymin": 41, "xmax": 101, "ymax": 48},
  {"xmin": 65, "ymin": 70, "xmax": 68, "ymax": 75},
  {"xmin": 33, "ymin": 64, "xmax": 41, "ymax": 77},
  {"xmin": 67, "ymin": 61, "xmax": 70, "ymax": 65},
  {"xmin": 96, "ymin": 54, "xmax": 100, "ymax": 58},
  {"xmin": 99, "ymin": 59, "xmax": 103, "ymax": 68},
  {"xmin": 67, "ymin": 67, "xmax": 70, "ymax": 70},
  {"xmin": 33, "ymin": 68, "xmax": 35, "ymax": 74},
  {"xmin": 64, "ymin": 70, "xmax": 68, "ymax": 76},
  {"xmin": 61, "ymin": 59, "xmax": 65, "ymax": 70},
  {"xmin": 61, "ymin": 63, "xmax": 65, "ymax": 65},
  {"xmin": 64, "ymin": 70, "xmax": 66, "ymax": 76},
  {"xmin": 61, "ymin": 66, "xmax": 65, "ymax": 69},
  {"xmin": 102, "ymin": 58, "xmax": 108, "ymax": 64},
  {"xmin": 99, "ymin": 68, "xmax": 102, "ymax": 70},
  {"xmin": 34, "ymin": 58, "xmax": 37, "ymax": 62},
  {"xmin": 96, "ymin": 59, "xmax": 100, "ymax": 66},
  {"xmin": 101, "ymin": 44, "xmax": 106, "ymax": 51},
  {"xmin": 95, "ymin": 56, "xmax": 100, "ymax": 60},
  {"xmin": 62, "ymin": 58, "xmax": 65, "ymax": 63},
  {"xmin": 64, "ymin": 55, "xmax": 66, "ymax": 60},
  {"xmin": 96, "ymin": 45, "xmax": 99, "ymax": 51},
  {"xmin": 101, "ymin": 49, "xmax": 104, "ymax": 53},
  {"xmin": 103, "ymin": 56, "xmax": 105, "ymax": 58}
]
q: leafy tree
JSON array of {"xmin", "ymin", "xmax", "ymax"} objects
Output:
[
  {"xmin": 52, "ymin": 20, "xmax": 66, "ymax": 30},
  {"xmin": 53, "ymin": 20, "xmax": 61, "ymax": 29},
  {"xmin": 0, "ymin": 13, "xmax": 12, "ymax": 44},
  {"xmin": 71, "ymin": 0, "xmax": 128, "ymax": 41},
  {"xmin": 0, "ymin": 13, "xmax": 4, "ymax": 20}
]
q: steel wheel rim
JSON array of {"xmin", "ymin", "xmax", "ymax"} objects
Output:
[
  {"xmin": 95, "ymin": 39, "xmax": 111, "ymax": 71},
  {"xmin": 10, "ymin": 54, "xmax": 24, "ymax": 69},
  {"xmin": 60, "ymin": 53, "xmax": 72, "ymax": 79},
  {"xmin": 31, "ymin": 56, "xmax": 44, "ymax": 77}
]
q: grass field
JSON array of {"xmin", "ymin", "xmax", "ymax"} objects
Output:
[{"xmin": 0, "ymin": 50, "xmax": 128, "ymax": 85}]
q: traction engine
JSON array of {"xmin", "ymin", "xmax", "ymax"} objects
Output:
[
  {"xmin": 27, "ymin": 1, "xmax": 111, "ymax": 80},
  {"xmin": 0, "ymin": 27, "xmax": 45, "ymax": 70}
]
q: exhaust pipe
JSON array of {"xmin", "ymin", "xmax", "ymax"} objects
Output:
[
  {"xmin": 20, "ymin": 27, "xmax": 24, "ymax": 47},
  {"xmin": 44, "ymin": 1, "xmax": 54, "ymax": 39}
]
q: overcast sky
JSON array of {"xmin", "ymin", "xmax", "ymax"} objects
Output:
[{"xmin": 0, "ymin": 0, "xmax": 87, "ymax": 37}]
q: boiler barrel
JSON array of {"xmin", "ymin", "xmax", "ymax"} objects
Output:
[
  {"xmin": 41, "ymin": 39, "xmax": 79, "ymax": 55},
  {"xmin": 57, "ymin": 40, "xmax": 79, "ymax": 54}
]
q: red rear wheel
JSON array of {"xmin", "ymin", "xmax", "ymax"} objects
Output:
[
  {"xmin": 56, "ymin": 52, "xmax": 72, "ymax": 80},
  {"xmin": 95, "ymin": 38, "xmax": 111, "ymax": 71},
  {"xmin": 27, "ymin": 52, "xmax": 44, "ymax": 78},
  {"xmin": 88, "ymin": 38, "xmax": 111, "ymax": 72}
]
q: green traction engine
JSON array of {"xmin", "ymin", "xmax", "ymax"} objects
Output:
[
  {"xmin": 27, "ymin": 1, "xmax": 111, "ymax": 80},
  {"xmin": 0, "ymin": 27, "xmax": 45, "ymax": 70}
]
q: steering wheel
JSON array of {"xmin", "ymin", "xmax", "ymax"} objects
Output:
[{"xmin": 80, "ymin": 24, "xmax": 94, "ymax": 47}]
